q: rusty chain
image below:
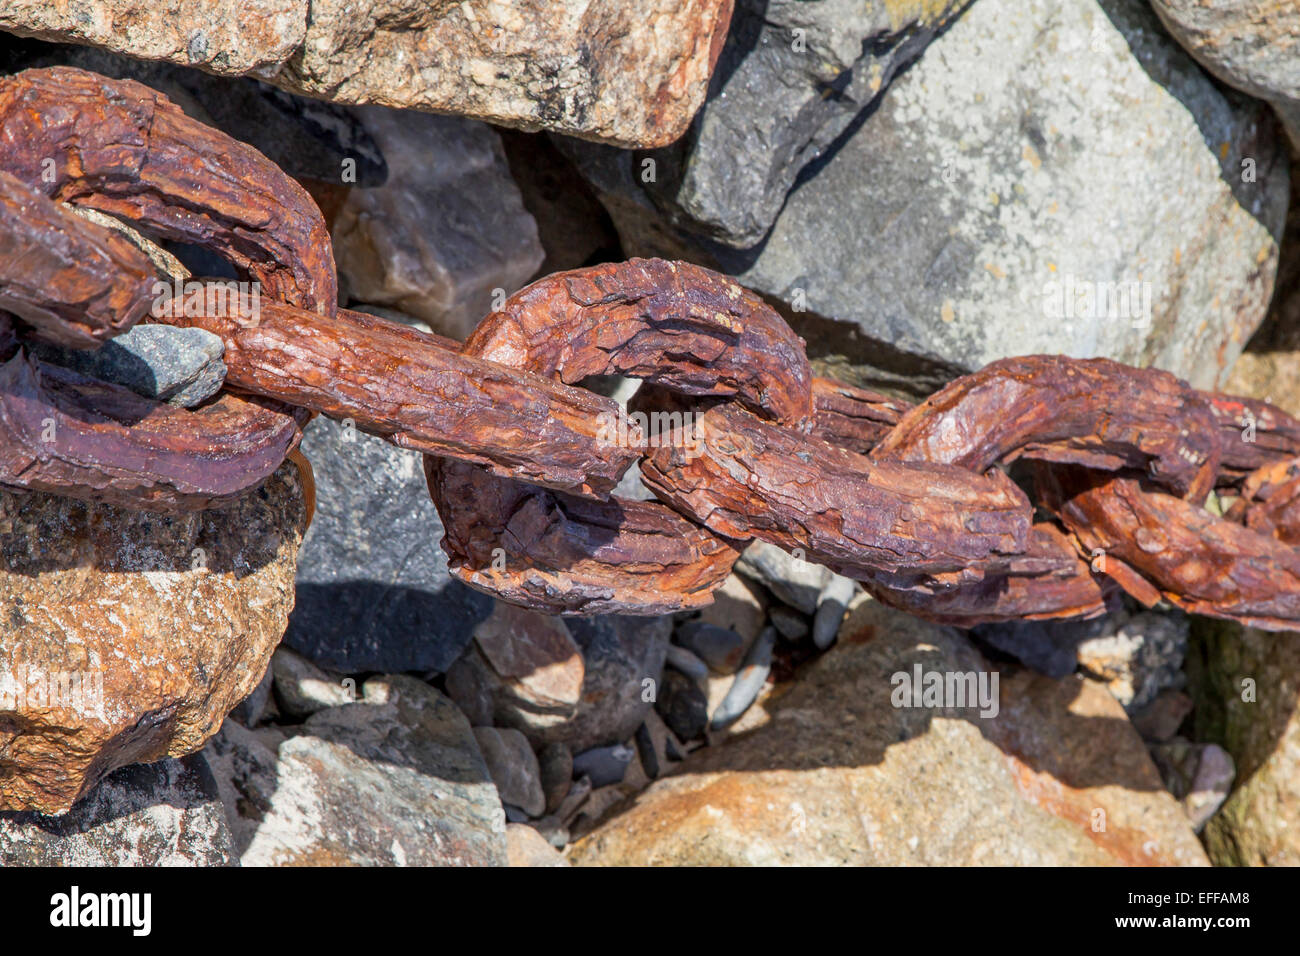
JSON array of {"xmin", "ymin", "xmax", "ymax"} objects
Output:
[{"xmin": 2, "ymin": 66, "xmax": 1299, "ymax": 633}]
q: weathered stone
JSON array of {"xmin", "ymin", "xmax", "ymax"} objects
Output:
[
  {"xmin": 710, "ymin": 626, "xmax": 775, "ymax": 731},
  {"xmin": 655, "ymin": 669, "xmax": 709, "ymax": 742},
  {"xmin": 664, "ymin": 644, "xmax": 710, "ymax": 686},
  {"xmin": 284, "ymin": 415, "xmax": 492, "ymax": 674},
  {"xmin": 734, "ymin": 540, "xmax": 830, "ymax": 615},
  {"xmin": 208, "ymin": 676, "xmax": 507, "ymax": 866},
  {"xmin": 506, "ymin": 822, "xmax": 570, "ymax": 867},
  {"xmin": 693, "ymin": 571, "xmax": 767, "ymax": 644},
  {"xmin": 473, "ymin": 603, "xmax": 585, "ymax": 722},
  {"xmin": 572, "ymin": 743, "xmax": 636, "ymax": 789},
  {"xmin": 768, "ymin": 606, "xmax": 808, "ymax": 642},
  {"xmin": 604, "ymin": 0, "xmax": 973, "ymax": 247},
  {"xmin": 31, "ymin": 323, "xmax": 226, "ymax": 407},
  {"xmin": 1151, "ymin": 0, "xmax": 1300, "ymax": 150},
  {"xmin": 474, "ymin": 727, "xmax": 547, "ymax": 819},
  {"xmin": 635, "ymin": 709, "xmax": 686, "ymax": 780},
  {"xmin": 0, "ymin": 753, "xmax": 235, "ymax": 865},
  {"xmin": 0, "ymin": 0, "xmax": 306, "ymax": 77},
  {"xmin": 271, "ymin": 646, "xmax": 353, "ymax": 720},
  {"xmin": 333, "ymin": 105, "xmax": 543, "ymax": 341},
  {"xmin": 1188, "ymin": 619, "xmax": 1300, "ymax": 866},
  {"xmin": 577, "ymin": 0, "xmax": 1290, "ymax": 394},
  {"xmin": 812, "ymin": 573, "xmax": 858, "ymax": 650},
  {"xmin": 1150, "ymin": 737, "xmax": 1236, "ymax": 831},
  {"xmin": 571, "ymin": 600, "xmax": 1208, "ymax": 866},
  {"xmin": 675, "ymin": 621, "xmax": 751, "ymax": 675},
  {"xmin": 971, "ymin": 615, "xmax": 1109, "ymax": 679},
  {"xmin": 1130, "ymin": 689, "xmax": 1194, "ymax": 742},
  {"xmin": 538, "ymin": 742, "xmax": 573, "ymax": 816},
  {"xmin": 0, "ymin": 463, "xmax": 306, "ymax": 814},
  {"xmin": 1077, "ymin": 611, "xmax": 1188, "ymax": 712},
  {"xmin": 273, "ymin": 0, "xmax": 732, "ymax": 148}
]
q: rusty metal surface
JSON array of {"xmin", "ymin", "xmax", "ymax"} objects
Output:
[{"xmin": 3, "ymin": 65, "xmax": 1300, "ymax": 631}]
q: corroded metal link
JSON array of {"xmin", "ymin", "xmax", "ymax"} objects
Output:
[
  {"xmin": 428, "ymin": 259, "xmax": 814, "ymax": 615},
  {"xmin": 158, "ymin": 297, "xmax": 643, "ymax": 496},
  {"xmin": 0, "ymin": 169, "xmax": 157, "ymax": 348},
  {"xmin": 0, "ymin": 350, "xmax": 300, "ymax": 512},
  {"xmin": 0, "ymin": 67, "xmax": 336, "ymax": 315}
]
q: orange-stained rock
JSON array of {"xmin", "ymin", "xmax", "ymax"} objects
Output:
[
  {"xmin": 570, "ymin": 598, "xmax": 1208, "ymax": 866},
  {"xmin": 0, "ymin": 463, "xmax": 307, "ymax": 814}
]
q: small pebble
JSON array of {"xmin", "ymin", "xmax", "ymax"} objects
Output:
[
  {"xmin": 572, "ymin": 743, "xmax": 635, "ymax": 788},
  {"xmin": 812, "ymin": 573, "xmax": 858, "ymax": 650},
  {"xmin": 711, "ymin": 626, "xmax": 776, "ymax": 730}
]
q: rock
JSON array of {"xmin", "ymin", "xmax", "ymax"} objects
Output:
[
  {"xmin": 552, "ymin": 615, "xmax": 673, "ymax": 754},
  {"xmin": 971, "ymin": 615, "xmax": 1109, "ymax": 679},
  {"xmin": 499, "ymin": 130, "xmax": 618, "ymax": 277},
  {"xmin": 230, "ymin": 663, "xmax": 274, "ymax": 728},
  {"xmin": 333, "ymin": 106, "xmax": 543, "ymax": 341},
  {"xmin": 577, "ymin": 0, "xmax": 1290, "ymax": 394},
  {"xmin": 1151, "ymin": 0, "xmax": 1300, "ymax": 150},
  {"xmin": 812, "ymin": 573, "xmax": 858, "ymax": 650},
  {"xmin": 635, "ymin": 710, "xmax": 686, "ymax": 779},
  {"xmin": 537, "ymin": 743, "xmax": 573, "ymax": 816},
  {"xmin": 768, "ymin": 606, "xmax": 809, "ymax": 642},
  {"xmin": 734, "ymin": 540, "xmax": 830, "ymax": 615},
  {"xmin": 675, "ymin": 620, "xmax": 751, "ymax": 674},
  {"xmin": 284, "ymin": 415, "xmax": 493, "ymax": 674},
  {"xmin": 655, "ymin": 669, "xmax": 709, "ymax": 742},
  {"xmin": 31, "ymin": 324, "xmax": 226, "ymax": 407},
  {"xmin": 470, "ymin": 603, "xmax": 585, "ymax": 731},
  {"xmin": 693, "ymin": 572, "xmax": 768, "ymax": 644},
  {"xmin": 0, "ymin": 753, "xmax": 235, "ymax": 866},
  {"xmin": 603, "ymin": 0, "xmax": 973, "ymax": 247},
  {"xmin": 473, "ymin": 727, "xmax": 547, "ymax": 819},
  {"xmin": 0, "ymin": 463, "xmax": 307, "ymax": 814},
  {"xmin": 570, "ymin": 599, "xmax": 1207, "ymax": 865},
  {"xmin": 1150, "ymin": 737, "xmax": 1236, "ymax": 832},
  {"xmin": 572, "ymin": 743, "xmax": 636, "ymax": 789},
  {"xmin": 506, "ymin": 823, "xmax": 570, "ymax": 867},
  {"xmin": 1188, "ymin": 619, "xmax": 1300, "ymax": 866},
  {"xmin": 208, "ymin": 676, "xmax": 507, "ymax": 866},
  {"xmin": 271, "ymin": 646, "xmax": 353, "ymax": 720},
  {"xmin": 1130, "ymin": 689, "xmax": 1194, "ymax": 742},
  {"xmin": 0, "ymin": 0, "xmax": 306, "ymax": 77},
  {"xmin": 664, "ymin": 644, "xmax": 710, "ymax": 686},
  {"xmin": 272, "ymin": 0, "xmax": 733, "ymax": 148},
  {"xmin": 710, "ymin": 626, "xmax": 776, "ymax": 731},
  {"xmin": 1076, "ymin": 610, "xmax": 1189, "ymax": 712}
]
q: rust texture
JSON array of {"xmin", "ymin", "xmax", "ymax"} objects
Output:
[
  {"xmin": 0, "ymin": 169, "xmax": 157, "ymax": 348},
  {"xmin": 3, "ymin": 66, "xmax": 1300, "ymax": 632},
  {"xmin": 158, "ymin": 297, "xmax": 642, "ymax": 495},
  {"xmin": 0, "ymin": 67, "xmax": 336, "ymax": 314}
]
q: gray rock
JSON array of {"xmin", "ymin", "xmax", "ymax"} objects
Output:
[
  {"xmin": 334, "ymin": 105, "xmax": 543, "ymax": 341},
  {"xmin": 635, "ymin": 710, "xmax": 686, "ymax": 779},
  {"xmin": 208, "ymin": 676, "xmax": 507, "ymax": 866},
  {"xmin": 1077, "ymin": 610, "xmax": 1189, "ymax": 712},
  {"xmin": 557, "ymin": 615, "xmax": 673, "ymax": 754},
  {"xmin": 0, "ymin": 753, "xmax": 236, "ymax": 866},
  {"xmin": 577, "ymin": 0, "xmax": 1291, "ymax": 394},
  {"xmin": 735, "ymin": 540, "xmax": 831, "ymax": 615},
  {"xmin": 473, "ymin": 727, "xmax": 547, "ymax": 819},
  {"xmin": 230, "ymin": 663, "xmax": 274, "ymax": 727},
  {"xmin": 575, "ymin": 0, "xmax": 971, "ymax": 248},
  {"xmin": 710, "ymin": 626, "xmax": 776, "ymax": 731},
  {"xmin": 271, "ymin": 646, "xmax": 353, "ymax": 720},
  {"xmin": 31, "ymin": 324, "xmax": 226, "ymax": 407},
  {"xmin": 284, "ymin": 415, "xmax": 493, "ymax": 673},
  {"xmin": 1151, "ymin": 0, "xmax": 1300, "ymax": 150},
  {"xmin": 1130, "ymin": 689, "xmax": 1194, "ymax": 742},
  {"xmin": 572, "ymin": 743, "xmax": 636, "ymax": 789},
  {"xmin": 768, "ymin": 606, "xmax": 809, "ymax": 642},
  {"xmin": 655, "ymin": 669, "xmax": 710, "ymax": 741},
  {"xmin": 812, "ymin": 573, "xmax": 857, "ymax": 650},
  {"xmin": 693, "ymin": 572, "xmax": 768, "ymax": 643},
  {"xmin": 665, "ymin": 643, "xmax": 710, "ymax": 685},
  {"xmin": 675, "ymin": 620, "xmax": 752, "ymax": 674},
  {"xmin": 538, "ymin": 743, "xmax": 573, "ymax": 816},
  {"xmin": 972, "ymin": 616, "xmax": 1111, "ymax": 678},
  {"xmin": 1150, "ymin": 737, "xmax": 1236, "ymax": 832}
]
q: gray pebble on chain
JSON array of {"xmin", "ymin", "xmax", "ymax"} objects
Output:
[
  {"xmin": 812, "ymin": 573, "xmax": 858, "ymax": 650},
  {"xmin": 710, "ymin": 626, "xmax": 777, "ymax": 731}
]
